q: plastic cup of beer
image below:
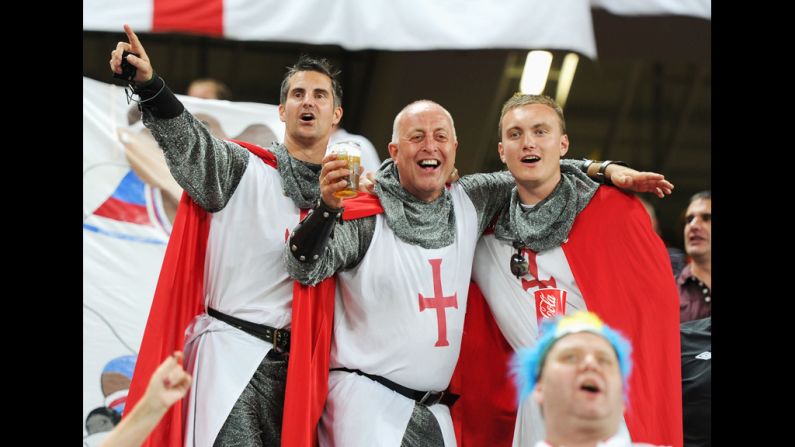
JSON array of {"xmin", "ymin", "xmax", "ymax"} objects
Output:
[{"xmin": 329, "ymin": 141, "xmax": 361, "ymax": 198}]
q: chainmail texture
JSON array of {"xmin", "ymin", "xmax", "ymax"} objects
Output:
[
  {"xmin": 494, "ymin": 163, "xmax": 598, "ymax": 252},
  {"xmin": 212, "ymin": 353, "xmax": 288, "ymax": 447},
  {"xmin": 373, "ymin": 159, "xmax": 456, "ymax": 249},
  {"xmin": 144, "ymin": 109, "xmax": 250, "ymax": 212},
  {"xmin": 270, "ymin": 143, "xmax": 322, "ymax": 210},
  {"xmin": 144, "ymin": 109, "xmax": 322, "ymax": 212},
  {"xmin": 398, "ymin": 404, "xmax": 445, "ymax": 447}
]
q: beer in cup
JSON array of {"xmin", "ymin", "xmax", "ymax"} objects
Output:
[{"xmin": 329, "ymin": 141, "xmax": 361, "ymax": 198}]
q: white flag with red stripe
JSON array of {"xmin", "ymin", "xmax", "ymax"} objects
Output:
[{"xmin": 84, "ymin": 0, "xmax": 599, "ymax": 57}]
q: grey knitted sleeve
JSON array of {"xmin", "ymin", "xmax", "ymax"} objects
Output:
[
  {"xmin": 562, "ymin": 158, "xmax": 586, "ymax": 172},
  {"xmin": 457, "ymin": 171, "xmax": 515, "ymax": 235},
  {"xmin": 142, "ymin": 109, "xmax": 249, "ymax": 212},
  {"xmin": 458, "ymin": 159, "xmax": 588, "ymax": 235},
  {"xmin": 284, "ymin": 216, "xmax": 377, "ymax": 286}
]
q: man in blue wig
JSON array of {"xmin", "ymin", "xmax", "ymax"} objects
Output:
[{"xmin": 513, "ymin": 311, "xmax": 662, "ymax": 447}]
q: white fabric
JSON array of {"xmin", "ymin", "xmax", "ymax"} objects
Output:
[
  {"xmin": 83, "ymin": 431, "xmax": 110, "ymax": 447},
  {"xmin": 203, "ymin": 153, "xmax": 298, "ymax": 327},
  {"xmin": 590, "ymin": 0, "xmax": 710, "ymax": 19},
  {"xmin": 83, "ymin": 76, "xmax": 286, "ymax": 441},
  {"xmin": 182, "ymin": 154, "xmax": 300, "ymax": 446},
  {"xmin": 328, "ymin": 127, "xmax": 382, "ymax": 173},
  {"xmin": 473, "ymin": 235, "xmax": 586, "ymax": 350},
  {"xmin": 83, "ymin": 77, "xmax": 178, "ymax": 440},
  {"xmin": 321, "ymin": 184, "xmax": 479, "ymax": 447},
  {"xmin": 534, "ymin": 430, "xmax": 662, "ymax": 447},
  {"xmin": 226, "ymin": 0, "xmax": 595, "ymax": 55},
  {"xmin": 84, "ymin": 0, "xmax": 598, "ymax": 58},
  {"xmin": 82, "ymin": 0, "xmax": 153, "ymax": 33},
  {"xmin": 84, "ymin": 1, "xmax": 711, "ymax": 56},
  {"xmin": 472, "ymin": 234, "xmax": 630, "ymax": 447}
]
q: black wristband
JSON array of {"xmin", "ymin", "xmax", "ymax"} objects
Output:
[
  {"xmin": 288, "ymin": 200, "xmax": 344, "ymax": 262},
  {"xmin": 131, "ymin": 75, "xmax": 184, "ymax": 119},
  {"xmin": 597, "ymin": 160, "xmax": 629, "ymax": 186},
  {"xmin": 581, "ymin": 158, "xmax": 595, "ymax": 175}
]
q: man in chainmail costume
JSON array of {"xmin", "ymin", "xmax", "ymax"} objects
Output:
[
  {"xmin": 283, "ymin": 98, "xmax": 669, "ymax": 446},
  {"xmin": 454, "ymin": 94, "xmax": 682, "ymax": 447},
  {"xmin": 111, "ymin": 25, "xmax": 343, "ymax": 446},
  {"xmin": 285, "ymin": 100, "xmax": 501, "ymax": 446}
]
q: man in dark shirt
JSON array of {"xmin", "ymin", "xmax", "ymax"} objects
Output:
[{"xmin": 678, "ymin": 191, "xmax": 711, "ymax": 322}]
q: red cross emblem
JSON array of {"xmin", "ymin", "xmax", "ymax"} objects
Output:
[
  {"xmin": 519, "ymin": 249, "xmax": 557, "ymax": 291},
  {"xmin": 418, "ymin": 259, "xmax": 458, "ymax": 347}
]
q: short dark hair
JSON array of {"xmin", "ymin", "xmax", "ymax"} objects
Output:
[
  {"xmin": 85, "ymin": 406, "xmax": 121, "ymax": 430},
  {"xmin": 689, "ymin": 190, "xmax": 711, "ymax": 204},
  {"xmin": 279, "ymin": 55, "xmax": 342, "ymax": 108}
]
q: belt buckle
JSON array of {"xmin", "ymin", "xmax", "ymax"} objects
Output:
[
  {"xmin": 418, "ymin": 390, "xmax": 443, "ymax": 406},
  {"xmin": 272, "ymin": 328, "xmax": 288, "ymax": 353}
]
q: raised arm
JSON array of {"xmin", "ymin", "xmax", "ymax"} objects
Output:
[
  {"xmin": 109, "ymin": 24, "xmax": 250, "ymax": 212},
  {"xmin": 456, "ymin": 158, "xmax": 673, "ymax": 235},
  {"xmin": 580, "ymin": 159, "xmax": 674, "ymax": 198},
  {"xmin": 100, "ymin": 352, "xmax": 192, "ymax": 447}
]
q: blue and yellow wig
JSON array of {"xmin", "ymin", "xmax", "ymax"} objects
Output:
[{"xmin": 512, "ymin": 311, "xmax": 633, "ymax": 404}]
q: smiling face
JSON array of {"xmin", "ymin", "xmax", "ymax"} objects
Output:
[
  {"xmin": 498, "ymin": 102, "xmax": 569, "ymax": 205},
  {"xmin": 533, "ymin": 332, "xmax": 624, "ymax": 439},
  {"xmin": 388, "ymin": 101, "xmax": 458, "ymax": 203},
  {"xmin": 278, "ymin": 70, "xmax": 342, "ymax": 154}
]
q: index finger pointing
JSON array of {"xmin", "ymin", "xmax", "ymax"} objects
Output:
[{"xmin": 123, "ymin": 24, "xmax": 145, "ymax": 55}]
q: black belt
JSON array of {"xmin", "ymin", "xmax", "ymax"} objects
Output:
[
  {"xmin": 207, "ymin": 308, "xmax": 290, "ymax": 353},
  {"xmin": 331, "ymin": 367, "xmax": 459, "ymax": 407}
]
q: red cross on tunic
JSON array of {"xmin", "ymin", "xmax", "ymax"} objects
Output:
[
  {"xmin": 418, "ymin": 258, "xmax": 458, "ymax": 347},
  {"xmin": 520, "ymin": 248, "xmax": 557, "ymax": 291}
]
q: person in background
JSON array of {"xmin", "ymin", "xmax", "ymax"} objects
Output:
[
  {"xmin": 680, "ymin": 316, "xmax": 710, "ymax": 447},
  {"xmin": 678, "ymin": 191, "xmax": 711, "ymax": 322},
  {"xmin": 512, "ymin": 311, "xmax": 663, "ymax": 447},
  {"xmin": 101, "ymin": 352, "xmax": 192, "ymax": 447},
  {"xmin": 187, "ymin": 78, "xmax": 232, "ymax": 100}
]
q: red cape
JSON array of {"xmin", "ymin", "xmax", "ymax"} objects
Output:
[
  {"xmin": 451, "ymin": 187, "xmax": 683, "ymax": 447},
  {"xmin": 125, "ymin": 139, "xmax": 384, "ymax": 447},
  {"xmin": 281, "ymin": 192, "xmax": 383, "ymax": 447}
]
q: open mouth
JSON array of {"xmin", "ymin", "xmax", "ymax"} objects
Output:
[
  {"xmin": 417, "ymin": 159, "xmax": 441, "ymax": 170},
  {"xmin": 300, "ymin": 113, "xmax": 315, "ymax": 122},
  {"xmin": 521, "ymin": 155, "xmax": 540, "ymax": 164},
  {"xmin": 580, "ymin": 380, "xmax": 601, "ymax": 394}
]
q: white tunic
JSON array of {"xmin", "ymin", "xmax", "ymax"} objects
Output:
[
  {"xmin": 320, "ymin": 185, "xmax": 480, "ymax": 447},
  {"xmin": 534, "ymin": 431, "xmax": 660, "ymax": 447},
  {"xmin": 472, "ymin": 233, "xmax": 630, "ymax": 447},
  {"xmin": 182, "ymin": 152, "xmax": 301, "ymax": 447}
]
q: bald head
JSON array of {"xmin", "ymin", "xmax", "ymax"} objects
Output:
[
  {"xmin": 387, "ymin": 99, "xmax": 459, "ymax": 203},
  {"xmin": 391, "ymin": 100, "xmax": 457, "ymax": 144}
]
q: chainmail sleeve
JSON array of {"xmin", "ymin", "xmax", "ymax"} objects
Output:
[
  {"xmin": 457, "ymin": 171, "xmax": 515, "ymax": 235},
  {"xmin": 562, "ymin": 158, "xmax": 586, "ymax": 173},
  {"xmin": 284, "ymin": 216, "xmax": 377, "ymax": 286},
  {"xmin": 457, "ymin": 159, "xmax": 588, "ymax": 235},
  {"xmin": 138, "ymin": 77, "xmax": 249, "ymax": 213}
]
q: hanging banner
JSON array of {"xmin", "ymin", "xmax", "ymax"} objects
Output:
[{"xmin": 82, "ymin": 76, "xmax": 284, "ymax": 445}]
